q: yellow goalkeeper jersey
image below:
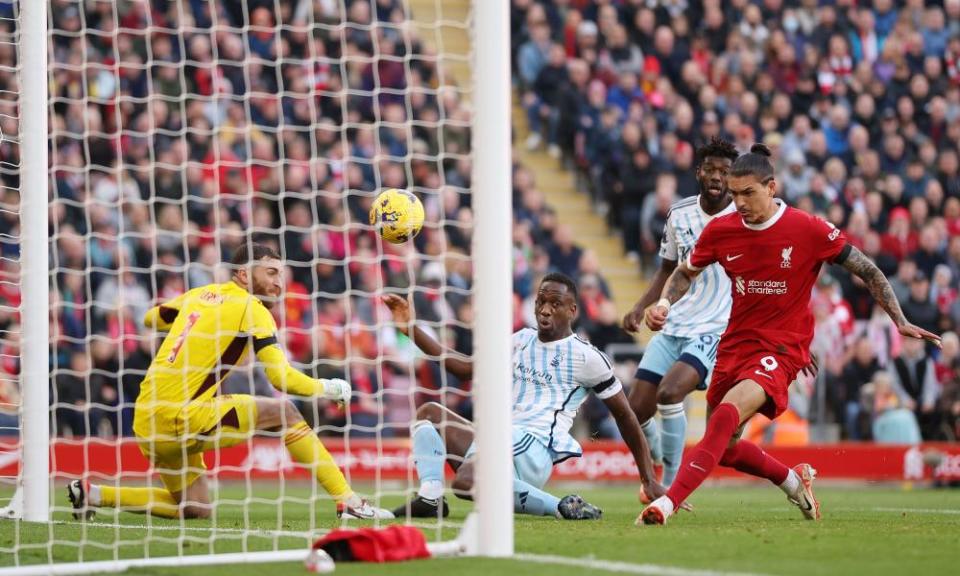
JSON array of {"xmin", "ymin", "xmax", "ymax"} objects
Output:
[
  {"xmin": 135, "ymin": 282, "xmax": 278, "ymax": 413},
  {"xmin": 133, "ymin": 280, "xmax": 327, "ymax": 438}
]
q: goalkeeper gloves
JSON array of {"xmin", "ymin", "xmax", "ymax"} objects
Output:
[{"xmin": 320, "ymin": 378, "xmax": 352, "ymax": 404}]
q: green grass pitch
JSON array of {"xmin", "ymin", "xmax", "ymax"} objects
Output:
[{"xmin": 1, "ymin": 483, "xmax": 958, "ymax": 575}]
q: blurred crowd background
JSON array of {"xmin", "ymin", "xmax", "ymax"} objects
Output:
[
  {"xmin": 0, "ymin": 0, "xmax": 603, "ymax": 440},
  {"xmin": 0, "ymin": 0, "xmax": 957, "ymax": 445},
  {"xmin": 514, "ymin": 0, "xmax": 960, "ymax": 443}
]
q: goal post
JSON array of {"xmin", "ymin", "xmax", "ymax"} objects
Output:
[
  {"xmin": 2, "ymin": 0, "xmax": 512, "ymax": 571},
  {"xmin": 18, "ymin": 0, "xmax": 50, "ymax": 525},
  {"xmin": 470, "ymin": 0, "xmax": 514, "ymax": 558}
]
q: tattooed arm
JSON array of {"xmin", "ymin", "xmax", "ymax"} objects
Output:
[
  {"xmin": 644, "ymin": 261, "xmax": 701, "ymax": 332},
  {"xmin": 838, "ymin": 245, "xmax": 941, "ymax": 345}
]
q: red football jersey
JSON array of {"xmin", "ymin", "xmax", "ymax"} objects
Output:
[{"xmin": 688, "ymin": 201, "xmax": 848, "ymax": 360}]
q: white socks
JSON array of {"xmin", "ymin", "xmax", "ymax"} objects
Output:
[
  {"xmin": 87, "ymin": 484, "xmax": 101, "ymax": 506},
  {"xmin": 653, "ymin": 495, "xmax": 675, "ymax": 517},
  {"xmin": 779, "ymin": 468, "xmax": 801, "ymax": 496},
  {"xmin": 418, "ymin": 480, "xmax": 445, "ymax": 500}
]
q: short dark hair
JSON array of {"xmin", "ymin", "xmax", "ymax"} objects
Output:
[
  {"xmin": 697, "ymin": 136, "xmax": 739, "ymax": 166},
  {"xmin": 540, "ymin": 272, "xmax": 579, "ymax": 300},
  {"xmin": 230, "ymin": 242, "xmax": 280, "ymax": 267},
  {"xmin": 730, "ymin": 143, "xmax": 775, "ymax": 182}
]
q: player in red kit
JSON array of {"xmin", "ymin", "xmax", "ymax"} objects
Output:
[{"xmin": 638, "ymin": 144, "xmax": 940, "ymax": 525}]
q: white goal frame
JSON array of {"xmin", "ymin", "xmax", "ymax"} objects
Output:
[
  {"xmin": 2, "ymin": 0, "xmax": 512, "ymax": 570},
  {"xmin": 16, "ymin": 0, "xmax": 50, "ymax": 525}
]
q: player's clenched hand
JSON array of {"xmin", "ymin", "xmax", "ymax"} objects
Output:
[
  {"xmin": 644, "ymin": 304, "xmax": 669, "ymax": 332},
  {"xmin": 898, "ymin": 323, "xmax": 942, "ymax": 348},
  {"xmin": 800, "ymin": 355, "xmax": 819, "ymax": 379},
  {"xmin": 320, "ymin": 378, "xmax": 352, "ymax": 404},
  {"xmin": 622, "ymin": 306, "xmax": 645, "ymax": 333},
  {"xmin": 381, "ymin": 294, "xmax": 412, "ymax": 333}
]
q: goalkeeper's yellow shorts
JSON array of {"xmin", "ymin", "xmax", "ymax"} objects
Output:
[{"xmin": 133, "ymin": 394, "xmax": 258, "ymax": 494}]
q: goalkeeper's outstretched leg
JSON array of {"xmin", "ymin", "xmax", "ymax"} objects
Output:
[
  {"xmin": 71, "ymin": 395, "xmax": 393, "ymax": 520},
  {"xmin": 256, "ymin": 397, "xmax": 393, "ymax": 520}
]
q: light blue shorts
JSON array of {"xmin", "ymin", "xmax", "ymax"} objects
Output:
[
  {"xmin": 464, "ymin": 427, "xmax": 553, "ymax": 489},
  {"xmin": 635, "ymin": 333, "xmax": 721, "ymax": 390}
]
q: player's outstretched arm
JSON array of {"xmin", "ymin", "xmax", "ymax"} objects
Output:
[
  {"xmin": 255, "ymin": 341, "xmax": 351, "ymax": 402},
  {"xmin": 645, "ymin": 261, "xmax": 701, "ymax": 332},
  {"xmin": 602, "ymin": 390, "xmax": 669, "ymax": 499},
  {"xmin": 381, "ymin": 294, "xmax": 474, "ymax": 381},
  {"xmin": 623, "ymin": 258, "xmax": 677, "ymax": 332},
  {"xmin": 838, "ymin": 245, "xmax": 941, "ymax": 346}
]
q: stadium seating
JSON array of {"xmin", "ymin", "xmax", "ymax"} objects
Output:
[{"xmin": 514, "ymin": 0, "xmax": 960, "ymax": 442}]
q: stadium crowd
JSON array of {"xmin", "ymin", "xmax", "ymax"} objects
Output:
[
  {"xmin": 0, "ymin": 0, "xmax": 616, "ymax": 440},
  {"xmin": 0, "ymin": 0, "xmax": 956, "ymax": 445},
  {"xmin": 514, "ymin": 0, "xmax": 960, "ymax": 442}
]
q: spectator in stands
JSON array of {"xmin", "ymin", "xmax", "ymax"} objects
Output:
[
  {"xmin": 29, "ymin": 0, "xmax": 960, "ymax": 443},
  {"xmin": 639, "ymin": 174, "xmax": 676, "ymax": 265},
  {"xmin": 518, "ymin": 21, "xmax": 553, "ymax": 90},
  {"xmin": 902, "ymin": 271, "xmax": 941, "ymax": 337},
  {"xmin": 779, "ymin": 149, "xmax": 814, "ymax": 204},
  {"xmin": 54, "ymin": 352, "xmax": 97, "ymax": 437},
  {"xmin": 890, "ymin": 337, "xmax": 942, "ymax": 440},
  {"xmin": 868, "ymin": 371, "xmax": 923, "ymax": 445},
  {"xmin": 839, "ymin": 338, "xmax": 881, "ymax": 440},
  {"xmin": 889, "ymin": 259, "xmax": 918, "ymax": 305},
  {"xmin": 546, "ymin": 224, "xmax": 583, "ymax": 278},
  {"xmin": 585, "ymin": 301, "xmax": 634, "ymax": 356},
  {"xmin": 942, "ymin": 359, "xmax": 960, "ymax": 441},
  {"xmin": 613, "ymin": 145, "xmax": 655, "ymax": 260},
  {"xmin": 524, "ymin": 43, "xmax": 568, "ymax": 155}
]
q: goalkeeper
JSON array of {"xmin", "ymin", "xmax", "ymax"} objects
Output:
[{"xmin": 68, "ymin": 243, "xmax": 393, "ymax": 520}]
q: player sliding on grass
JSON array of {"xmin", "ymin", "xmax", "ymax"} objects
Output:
[
  {"xmin": 384, "ymin": 273, "xmax": 666, "ymax": 520},
  {"xmin": 68, "ymin": 243, "xmax": 394, "ymax": 521},
  {"xmin": 639, "ymin": 145, "xmax": 940, "ymax": 525},
  {"xmin": 622, "ymin": 137, "xmax": 739, "ymax": 490}
]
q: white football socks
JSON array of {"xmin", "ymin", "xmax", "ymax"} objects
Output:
[
  {"xmin": 779, "ymin": 468, "xmax": 801, "ymax": 496},
  {"xmin": 87, "ymin": 483, "xmax": 101, "ymax": 507},
  {"xmin": 418, "ymin": 480, "xmax": 444, "ymax": 501}
]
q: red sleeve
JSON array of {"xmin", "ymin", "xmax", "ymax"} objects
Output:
[
  {"xmin": 688, "ymin": 219, "xmax": 719, "ymax": 272},
  {"xmin": 809, "ymin": 215, "xmax": 848, "ymax": 263}
]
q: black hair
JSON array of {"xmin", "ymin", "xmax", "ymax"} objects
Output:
[
  {"xmin": 696, "ymin": 136, "xmax": 739, "ymax": 166},
  {"xmin": 730, "ymin": 143, "xmax": 775, "ymax": 182},
  {"xmin": 540, "ymin": 272, "xmax": 579, "ymax": 300},
  {"xmin": 230, "ymin": 242, "xmax": 280, "ymax": 267}
]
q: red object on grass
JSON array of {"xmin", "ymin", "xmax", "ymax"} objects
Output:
[{"xmin": 312, "ymin": 526, "xmax": 431, "ymax": 563}]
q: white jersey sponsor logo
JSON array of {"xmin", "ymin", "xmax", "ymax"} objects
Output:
[{"xmin": 511, "ymin": 329, "xmax": 622, "ymax": 462}]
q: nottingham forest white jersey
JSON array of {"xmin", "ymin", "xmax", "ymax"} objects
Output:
[
  {"xmin": 511, "ymin": 328, "xmax": 622, "ymax": 462},
  {"xmin": 659, "ymin": 196, "xmax": 735, "ymax": 337}
]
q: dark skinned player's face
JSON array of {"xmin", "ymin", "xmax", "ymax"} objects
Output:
[
  {"xmin": 535, "ymin": 281, "xmax": 577, "ymax": 340},
  {"xmin": 697, "ymin": 156, "xmax": 733, "ymax": 204}
]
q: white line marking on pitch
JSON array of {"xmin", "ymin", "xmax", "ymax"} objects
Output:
[
  {"xmin": 871, "ymin": 507, "xmax": 960, "ymax": 515},
  {"xmin": 49, "ymin": 518, "xmax": 462, "ymax": 538},
  {"xmin": 50, "ymin": 519, "xmax": 320, "ymax": 539},
  {"xmin": 512, "ymin": 554, "xmax": 771, "ymax": 576},
  {"xmin": 758, "ymin": 506, "xmax": 960, "ymax": 516}
]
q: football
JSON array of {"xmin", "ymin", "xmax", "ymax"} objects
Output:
[{"xmin": 369, "ymin": 188, "xmax": 425, "ymax": 244}]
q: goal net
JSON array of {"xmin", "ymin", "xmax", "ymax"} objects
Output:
[{"xmin": 1, "ymin": 0, "xmax": 513, "ymax": 572}]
